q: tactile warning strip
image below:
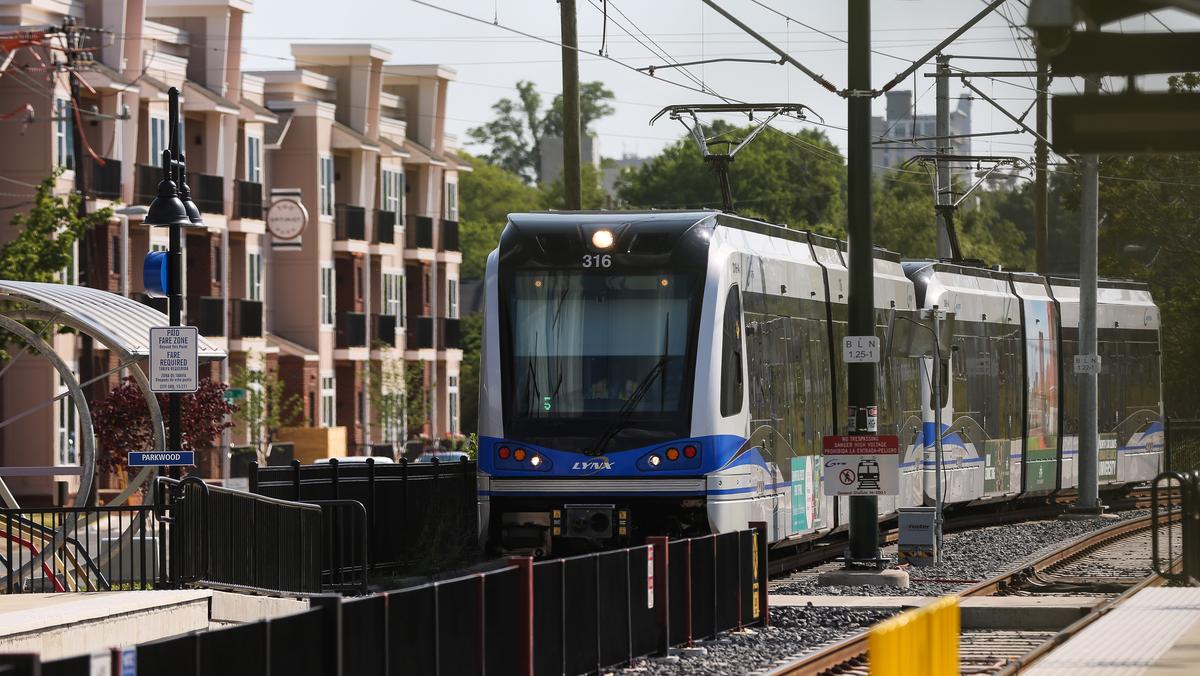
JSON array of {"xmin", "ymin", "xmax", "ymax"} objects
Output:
[{"xmin": 1026, "ymin": 587, "xmax": 1200, "ymax": 675}]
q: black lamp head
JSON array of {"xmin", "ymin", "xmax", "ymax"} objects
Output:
[{"xmin": 144, "ymin": 150, "xmax": 191, "ymax": 227}]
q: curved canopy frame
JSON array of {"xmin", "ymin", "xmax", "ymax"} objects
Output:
[{"xmin": 0, "ymin": 281, "xmax": 225, "ymax": 508}]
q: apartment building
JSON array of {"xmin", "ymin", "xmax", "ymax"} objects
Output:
[{"xmin": 0, "ymin": 0, "xmax": 465, "ymax": 504}]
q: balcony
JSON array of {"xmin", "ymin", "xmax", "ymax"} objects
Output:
[
  {"xmin": 235, "ymin": 180, "xmax": 263, "ymax": 220},
  {"xmin": 188, "ymin": 172, "xmax": 224, "ymax": 214},
  {"xmin": 135, "ymin": 164, "xmax": 159, "ymax": 205},
  {"xmin": 406, "ymin": 317, "xmax": 459, "ymax": 350},
  {"xmin": 442, "ymin": 317, "xmax": 461, "ymax": 349},
  {"xmin": 195, "ymin": 296, "xmax": 224, "ymax": 337},
  {"xmin": 442, "ymin": 219, "xmax": 460, "ymax": 252},
  {"xmin": 336, "ymin": 204, "xmax": 366, "ymax": 241},
  {"xmin": 406, "ymin": 215, "xmax": 433, "ymax": 249},
  {"xmin": 408, "ymin": 316, "xmax": 434, "ymax": 349},
  {"xmin": 374, "ymin": 210, "xmax": 397, "ymax": 244},
  {"xmin": 230, "ymin": 298, "xmax": 263, "ymax": 339},
  {"xmin": 335, "ymin": 312, "xmax": 367, "ymax": 348},
  {"xmin": 373, "ymin": 314, "xmax": 397, "ymax": 347},
  {"xmin": 86, "ymin": 157, "xmax": 122, "ymax": 200}
]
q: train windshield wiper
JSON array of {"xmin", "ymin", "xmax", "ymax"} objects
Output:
[{"xmin": 586, "ymin": 313, "xmax": 671, "ymax": 457}]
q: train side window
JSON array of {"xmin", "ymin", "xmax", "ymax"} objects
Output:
[{"xmin": 721, "ymin": 286, "xmax": 744, "ymax": 417}]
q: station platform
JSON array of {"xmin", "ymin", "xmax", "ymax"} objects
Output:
[
  {"xmin": 0, "ymin": 590, "xmax": 307, "ymax": 661},
  {"xmin": 1026, "ymin": 586, "xmax": 1200, "ymax": 675}
]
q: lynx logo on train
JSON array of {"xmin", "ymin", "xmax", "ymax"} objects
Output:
[{"xmin": 573, "ymin": 457, "xmax": 614, "ymax": 472}]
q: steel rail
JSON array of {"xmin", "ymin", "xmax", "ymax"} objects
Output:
[{"xmin": 767, "ymin": 511, "xmax": 1166, "ymax": 675}]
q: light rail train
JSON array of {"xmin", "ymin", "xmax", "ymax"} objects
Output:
[{"xmin": 476, "ymin": 210, "xmax": 1162, "ymax": 554}]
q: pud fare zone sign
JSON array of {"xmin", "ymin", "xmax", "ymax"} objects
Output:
[
  {"xmin": 149, "ymin": 326, "xmax": 198, "ymax": 393},
  {"xmin": 822, "ymin": 435, "xmax": 900, "ymax": 496}
]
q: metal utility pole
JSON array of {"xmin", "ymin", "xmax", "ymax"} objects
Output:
[
  {"xmin": 934, "ymin": 54, "xmax": 953, "ymax": 260},
  {"xmin": 1034, "ymin": 63, "xmax": 1049, "ymax": 274},
  {"xmin": 559, "ymin": 0, "xmax": 582, "ymax": 210},
  {"xmin": 845, "ymin": 0, "xmax": 880, "ymax": 567},
  {"xmin": 1076, "ymin": 67, "xmax": 1101, "ymax": 513}
]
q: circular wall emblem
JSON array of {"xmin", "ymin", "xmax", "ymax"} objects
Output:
[{"xmin": 266, "ymin": 198, "xmax": 308, "ymax": 240}]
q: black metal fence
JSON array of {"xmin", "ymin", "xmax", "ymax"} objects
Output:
[
  {"xmin": 1152, "ymin": 470, "xmax": 1199, "ymax": 585},
  {"xmin": 17, "ymin": 524, "xmax": 768, "ymax": 676},
  {"xmin": 158, "ymin": 476, "xmax": 323, "ymax": 595},
  {"xmin": 1, "ymin": 505, "xmax": 159, "ymax": 593},
  {"xmin": 250, "ymin": 458, "xmax": 477, "ymax": 578},
  {"xmin": 1167, "ymin": 418, "xmax": 1200, "ymax": 474}
]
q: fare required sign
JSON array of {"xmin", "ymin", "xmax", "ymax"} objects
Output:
[
  {"xmin": 822, "ymin": 435, "xmax": 900, "ymax": 497},
  {"xmin": 149, "ymin": 326, "xmax": 198, "ymax": 393}
]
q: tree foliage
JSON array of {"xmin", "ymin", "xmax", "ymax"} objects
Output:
[
  {"xmin": 467, "ymin": 80, "xmax": 614, "ymax": 183},
  {"xmin": 458, "ymin": 154, "xmax": 545, "ymax": 278},
  {"xmin": 405, "ymin": 362, "xmax": 428, "ymax": 438},
  {"xmin": 230, "ymin": 358, "xmax": 305, "ymax": 463},
  {"xmin": 91, "ymin": 377, "xmax": 236, "ymax": 476},
  {"xmin": 617, "ymin": 123, "xmax": 846, "ymax": 229},
  {"xmin": 457, "ymin": 312, "xmax": 484, "ymax": 438},
  {"xmin": 367, "ymin": 351, "xmax": 406, "ymax": 444}
]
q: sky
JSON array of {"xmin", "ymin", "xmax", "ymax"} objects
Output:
[{"xmin": 241, "ymin": 1, "xmax": 1199, "ymax": 169}]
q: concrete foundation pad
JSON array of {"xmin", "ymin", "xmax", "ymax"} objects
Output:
[
  {"xmin": 209, "ymin": 590, "xmax": 309, "ymax": 624},
  {"xmin": 1058, "ymin": 511, "xmax": 1122, "ymax": 521},
  {"xmin": 816, "ymin": 568, "xmax": 910, "ymax": 589},
  {"xmin": 769, "ymin": 594, "xmax": 1101, "ymax": 630}
]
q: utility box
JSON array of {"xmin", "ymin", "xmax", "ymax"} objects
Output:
[{"xmin": 898, "ymin": 507, "xmax": 938, "ymax": 566}]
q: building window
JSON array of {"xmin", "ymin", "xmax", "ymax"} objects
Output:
[
  {"xmin": 448, "ymin": 375, "xmax": 459, "ymax": 436},
  {"xmin": 319, "ymin": 155, "xmax": 334, "ymax": 217},
  {"xmin": 246, "ymin": 135, "xmax": 262, "ymax": 184},
  {"xmin": 382, "ymin": 272, "xmax": 402, "ymax": 317},
  {"xmin": 150, "ymin": 116, "xmax": 168, "ymax": 165},
  {"xmin": 320, "ymin": 264, "xmax": 334, "ymax": 326},
  {"xmin": 447, "ymin": 278, "xmax": 459, "ymax": 319},
  {"xmin": 247, "ymin": 252, "xmax": 262, "ymax": 301},
  {"xmin": 445, "ymin": 182, "xmax": 458, "ymax": 221},
  {"xmin": 55, "ymin": 98, "xmax": 75, "ymax": 170},
  {"xmin": 111, "ymin": 236, "xmax": 121, "ymax": 275},
  {"xmin": 321, "ymin": 375, "xmax": 335, "ymax": 427},
  {"xmin": 381, "ymin": 169, "xmax": 404, "ymax": 216}
]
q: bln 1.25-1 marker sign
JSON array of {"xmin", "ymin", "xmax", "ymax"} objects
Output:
[{"xmin": 128, "ymin": 451, "xmax": 195, "ymax": 467}]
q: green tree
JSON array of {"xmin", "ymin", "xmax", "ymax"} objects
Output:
[
  {"xmin": 405, "ymin": 362, "xmax": 428, "ymax": 438},
  {"xmin": 457, "ymin": 312, "xmax": 484, "ymax": 437},
  {"xmin": 230, "ymin": 358, "xmax": 305, "ymax": 464},
  {"xmin": 0, "ymin": 170, "xmax": 113, "ymax": 360},
  {"xmin": 617, "ymin": 123, "xmax": 847, "ymax": 229},
  {"xmin": 541, "ymin": 162, "xmax": 607, "ymax": 211},
  {"xmin": 458, "ymin": 155, "xmax": 544, "ymax": 279},
  {"xmin": 467, "ymin": 80, "xmax": 614, "ymax": 183},
  {"xmin": 367, "ymin": 350, "xmax": 406, "ymax": 445}
]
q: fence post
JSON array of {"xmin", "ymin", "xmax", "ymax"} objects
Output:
[
  {"xmin": 367, "ymin": 457, "xmax": 377, "ymax": 576},
  {"xmin": 506, "ymin": 556, "xmax": 534, "ymax": 676},
  {"xmin": 249, "ymin": 461, "xmax": 258, "ymax": 494},
  {"xmin": 330, "ymin": 457, "xmax": 340, "ymax": 500},
  {"xmin": 400, "ymin": 458, "xmax": 409, "ymax": 567},
  {"xmin": 311, "ymin": 594, "xmax": 344, "ymax": 676},
  {"xmin": 684, "ymin": 538, "xmax": 693, "ymax": 647},
  {"xmin": 645, "ymin": 536, "xmax": 671, "ymax": 654},
  {"xmin": 292, "ymin": 459, "xmax": 302, "ymax": 501},
  {"xmin": 749, "ymin": 521, "xmax": 768, "ymax": 626}
]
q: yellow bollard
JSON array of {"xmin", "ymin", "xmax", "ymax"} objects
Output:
[{"xmin": 870, "ymin": 595, "xmax": 960, "ymax": 676}]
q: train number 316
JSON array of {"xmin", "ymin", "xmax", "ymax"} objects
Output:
[{"xmin": 582, "ymin": 254, "xmax": 613, "ymax": 268}]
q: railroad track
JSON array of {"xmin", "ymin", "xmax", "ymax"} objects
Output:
[
  {"xmin": 765, "ymin": 511, "xmax": 1173, "ymax": 675},
  {"xmin": 766, "ymin": 487, "xmax": 1154, "ymax": 578}
]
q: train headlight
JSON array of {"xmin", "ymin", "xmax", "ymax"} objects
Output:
[
  {"xmin": 648, "ymin": 454, "xmax": 661, "ymax": 467},
  {"xmin": 529, "ymin": 454, "xmax": 542, "ymax": 467},
  {"xmin": 591, "ymin": 228, "xmax": 615, "ymax": 250}
]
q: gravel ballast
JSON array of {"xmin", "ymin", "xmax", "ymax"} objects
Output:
[{"xmin": 617, "ymin": 509, "xmax": 1148, "ymax": 675}]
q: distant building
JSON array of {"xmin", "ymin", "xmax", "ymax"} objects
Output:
[
  {"xmin": 601, "ymin": 154, "xmax": 650, "ymax": 204},
  {"xmin": 539, "ymin": 133, "xmax": 599, "ymax": 185},
  {"xmin": 872, "ymin": 90, "xmax": 972, "ymax": 186}
]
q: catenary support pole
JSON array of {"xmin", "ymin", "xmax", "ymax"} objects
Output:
[
  {"xmin": 935, "ymin": 55, "xmax": 953, "ymax": 260},
  {"xmin": 845, "ymin": 0, "xmax": 879, "ymax": 567},
  {"xmin": 1076, "ymin": 67, "xmax": 1101, "ymax": 513},
  {"xmin": 560, "ymin": 0, "xmax": 582, "ymax": 210},
  {"xmin": 1035, "ymin": 63, "xmax": 1049, "ymax": 274}
]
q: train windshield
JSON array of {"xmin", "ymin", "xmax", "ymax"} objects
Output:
[{"xmin": 506, "ymin": 270, "xmax": 694, "ymax": 443}]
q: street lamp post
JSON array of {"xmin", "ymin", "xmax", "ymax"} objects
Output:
[{"xmin": 143, "ymin": 86, "xmax": 202, "ymax": 473}]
